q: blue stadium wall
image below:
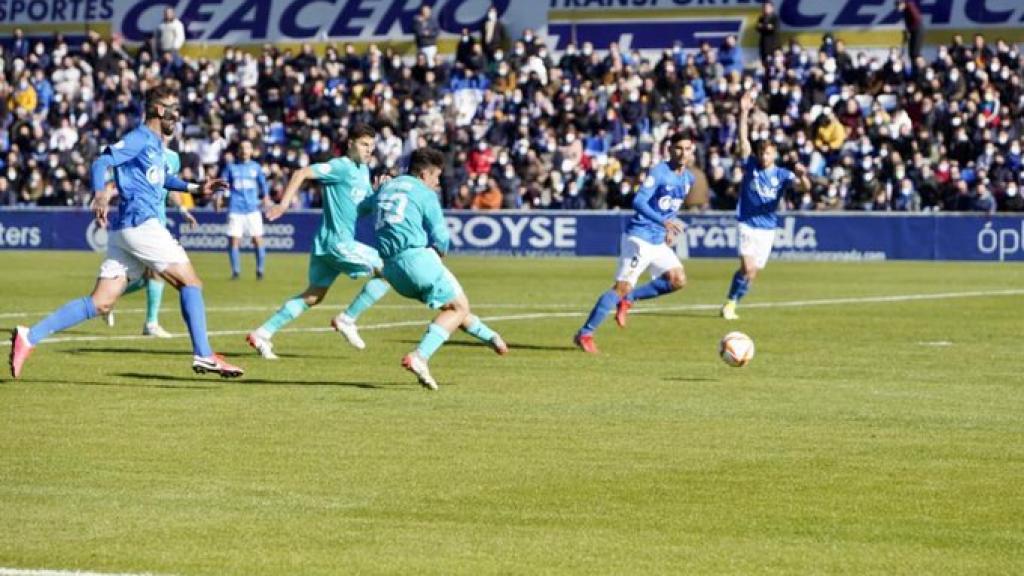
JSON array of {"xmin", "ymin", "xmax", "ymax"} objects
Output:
[{"xmin": 1, "ymin": 209, "xmax": 1023, "ymax": 262}]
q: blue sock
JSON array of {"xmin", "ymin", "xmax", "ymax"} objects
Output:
[
  {"xmin": 462, "ymin": 315, "xmax": 496, "ymax": 343},
  {"xmin": 727, "ymin": 271, "xmax": 750, "ymax": 302},
  {"xmin": 580, "ymin": 289, "xmax": 619, "ymax": 335},
  {"xmin": 255, "ymin": 245, "xmax": 266, "ymax": 276},
  {"xmin": 179, "ymin": 286, "xmax": 213, "ymax": 357},
  {"xmin": 344, "ymin": 278, "xmax": 389, "ymax": 320},
  {"xmin": 627, "ymin": 277, "xmax": 673, "ymax": 302},
  {"xmin": 28, "ymin": 297, "xmax": 97, "ymax": 346},
  {"xmin": 123, "ymin": 277, "xmax": 147, "ymax": 296},
  {"xmin": 229, "ymin": 245, "xmax": 241, "ymax": 276},
  {"xmin": 417, "ymin": 323, "xmax": 450, "ymax": 360}
]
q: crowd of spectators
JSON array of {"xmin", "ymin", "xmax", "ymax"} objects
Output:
[{"xmin": 1, "ymin": 5, "xmax": 1023, "ymax": 213}]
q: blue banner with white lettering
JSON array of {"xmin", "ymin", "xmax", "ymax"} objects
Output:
[
  {"xmin": 6, "ymin": 1, "xmax": 1024, "ymax": 53},
  {"xmin": 0, "ymin": 209, "xmax": 1022, "ymax": 262}
]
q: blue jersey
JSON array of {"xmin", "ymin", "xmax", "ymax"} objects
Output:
[
  {"xmin": 95, "ymin": 125, "xmax": 168, "ymax": 230},
  {"xmin": 737, "ymin": 156, "xmax": 797, "ymax": 229},
  {"xmin": 224, "ymin": 160, "xmax": 268, "ymax": 214},
  {"xmin": 627, "ymin": 161, "xmax": 693, "ymax": 244}
]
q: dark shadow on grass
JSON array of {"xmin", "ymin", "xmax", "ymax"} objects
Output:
[
  {"xmin": 67, "ymin": 347, "xmax": 187, "ymax": 356},
  {"xmin": 15, "ymin": 378, "xmax": 215, "ymax": 390},
  {"xmin": 67, "ymin": 348, "xmax": 344, "ymax": 361},
  {"xmin": 663, "ymin": 376, "xmax": 720, "ymax": 383},
  {"xmin": 116, "ymin": 372, "xmax": 403, "ymax": 390},
  {"xmin": 394, "ymin": 339, "xmax": 577, "ymax": 352}
]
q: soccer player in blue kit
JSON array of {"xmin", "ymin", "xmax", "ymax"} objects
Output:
[
  {"xmin": 721, "ymin": 92, "xmax": 811, "ymax": 320},
  {"xmin": 574, "ymin": 133, "xmax": 696, "ymax": 354},
  {"xmin": 9, "ymin": 85, "xmax": 244, "ymax": 379},
  {"xmin": 222, "ymin": 140, "xmax": 270, "ymax": 279},
  {"xmin": 102, "ymin": 145, "xmax": 198, "ymax": 338}
]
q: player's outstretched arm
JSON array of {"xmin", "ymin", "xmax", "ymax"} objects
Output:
[
  {"xmin": 738, "ymin": 91, "xmax": 754, "ymax": 159},
  {"xmin": 267, "ymin": 166, "xmax": 314, "ymax": 221}
]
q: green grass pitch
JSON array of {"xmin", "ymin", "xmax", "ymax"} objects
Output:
[{"xmin": 1, "ymin": 251, "xmax": 1022, "ymax": 575}]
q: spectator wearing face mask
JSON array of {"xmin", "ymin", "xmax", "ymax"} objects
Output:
[
  {"xmin": 10, "ymin": 71, "xmax": 37, "ymax": 116},
  {"xmin": 472, "ymin": 175, "xmax": 503, "ymax": 210},
  {"xmin": 999, "ymin": 182, "xmax": 1024, "ymax": 211},
  {"xmin": 467, "ymin": 141, "xmax": 495, "ymax": 178}
]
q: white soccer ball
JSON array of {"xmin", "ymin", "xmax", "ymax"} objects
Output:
[{"xmin": 719, "ymin": 331, "xmax": 755, "ymax": 367}]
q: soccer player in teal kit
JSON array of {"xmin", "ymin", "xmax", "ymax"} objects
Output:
[
  {"xmin": 246, "ymin": 124, "xmax": 391, "ymax": 359},
  {"xmin": 369, "ymin": 148, "xmax": 507, "ymax": 390}
]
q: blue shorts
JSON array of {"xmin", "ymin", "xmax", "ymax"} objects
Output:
[
  {"xmin": 382, "ymin": 248, "xmax": 463, "ymax": 310},
  {"xmin": 308, "ymin": 240, "xmax": 383, "ymax": 288}
]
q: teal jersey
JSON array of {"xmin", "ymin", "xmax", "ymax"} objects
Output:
[
  {"xmin": 370, "ymin": 175, "xmax": 449, "ymax": 261},
  {"xmin": 159, "ymin": 148, "xmax": 180, "ymax": 224},
  {"xmin": 310, "ymin": 156, "xmax": 372, "ymax": 256}
]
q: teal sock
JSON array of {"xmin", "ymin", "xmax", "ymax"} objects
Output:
[
  {"xmin": 344, "ymin": 278, "xmax": 390, "ymax": 320},
  {"xmin": 123, "ymin": 277, "xmax": 147, "ymax": 295},
  {"xmin": 259, "ymin": 297, "xmax": 310, "ymax": 336},
  {"xmin": 145, "ymin": 279, "xmax": 165, "ymax": 325},
  {"xmin": 416, "ymin": 323, "xmax": 450, "ymax": 360},
  {"xmin": 462, "ymin": 315, "xmax": 496, "ymax": 343}
]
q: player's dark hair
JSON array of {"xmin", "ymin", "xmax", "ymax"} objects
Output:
[
  {"xmin": 145, "ymin": 85, "xmax": 178, "ymax": 119},
  {"xmin": 666, "ymin": 132, "xmax": 693, "ymax": 150},
  {"xmin": 408, "ymin": 147, "xmax": 445, "ymax": 177},
  {"xmin": 668, "ymin": 132, "xmax": 691, "ymax": 146},
  {"xmin": 349, "ymin": 123, "xmax": 376, "ymax": 141}
]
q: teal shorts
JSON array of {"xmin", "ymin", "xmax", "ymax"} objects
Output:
[
  {"xmin": 308, "ymin": 240, "xmax": 383, "ymax": 288},
  {"xmin": 382, "ymin": 248, "xmax": 463, "ymax": 310}
]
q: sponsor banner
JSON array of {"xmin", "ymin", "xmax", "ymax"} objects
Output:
[
  {"xmin": 2, "ymin": 209, "xmax": 1023, "ymax": 262},
  {"xmin": 0, "ymin": 0, "xmax": 114, "ymax": 26},
  {"xmin": 4, "ymin": 0, "xmax": 1022, "ymax": 50},
  {"xmin": 109, "ymin": 0, "xmax": 534, "ymax": 46}
]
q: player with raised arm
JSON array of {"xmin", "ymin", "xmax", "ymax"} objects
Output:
[
  {"xmin": 370, "ymin": 147, "xmax": 507, "ymax": 390},
  {"xmin": 573, "ymin": 133, "xmax": 696, "ymax": 354},
  {"xmin": 9, "ymin": 85, "xmax": 243, "ymax": 379},
  {"xmin": 106, "ymin": 146, "xmax": 199, "ymax": 338},
  {"xmin": 222, "ymin": 140, "xmax": 271, "ymax": 280},
  {"xmin": 246, "ymin": 124, "xmax": 390, "ymax": 359},
  {"xmin": 721, "ymin": 91, "xmax": 812, "ymax": 320}
]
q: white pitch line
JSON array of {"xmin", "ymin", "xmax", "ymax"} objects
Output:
[
  {"xmin": 2, "ymin": 289, "xmax": 1021, "ymax": 348},
  {"xmin": 0, "ymin": 565, "xmax": 167, "ymax": 569}
]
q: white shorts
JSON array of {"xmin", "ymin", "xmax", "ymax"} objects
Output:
[
  {"xmin": 99, "ymin": 218, "xmax": 190, "ymax": 281},
  {"xmin": 614, "ymin": 234, "xmax": 683, "ymax": 286},
  {"xmin": 227, "ymin": 212, "xmax": 264, "ymax": 239},
  {"xmin": 738, "ymin": 223, "xmax": 776, "ymax": 269}
]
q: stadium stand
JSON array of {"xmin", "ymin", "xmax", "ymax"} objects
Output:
[{"xmin": 1, "ymin": 25, "xmax": 1022, "ymax": 212}]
